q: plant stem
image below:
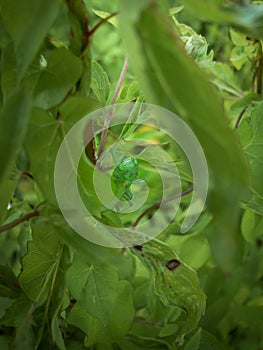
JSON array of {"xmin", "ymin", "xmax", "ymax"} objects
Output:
[
  {"xmin": 0, "ymin": 210, "xmax": 40, "ymax": 234},
  {"xmin": 88, "ymin": 12, "xmax": 119, "ymax": 38},
  {"xmin": 97, "ymin": 56, "xmax": 129, "ymax": 160},
  {"xmin": 132, "ymin": 187, "xmax": 193, "ymax": 229},
  {"xmin": 234, "ymin": 106, "xmax": 247, "ymax": 129}
]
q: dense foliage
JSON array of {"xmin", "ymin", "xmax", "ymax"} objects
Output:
[{"xmin": 0, "ymin": 0, "xmax": 263, "ymax": 349}]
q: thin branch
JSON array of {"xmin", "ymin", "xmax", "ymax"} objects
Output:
[
  {"xmin": 97, "ymin": 56, "xmax": 129, "ymax": 159},
  {"xmin": 88, "ymin": 12, "xmax": 119, "ymax": 38},
  {"xmin": 256, "ymin": 57, "xmax": 263, "ymax": 95},
  {"xmin": 110, "ymin": 56, "xmax": 129, "ymax": 106},
  {"xmin": 234, "ymin": 106, "xmax": 247, "ymax": 129},
  {"xmin": 0, "ymin": 210, "xmax": 40, "ymax": 234},
  {"xmin": 132, "ymin": 187, "xmax": 194, "ymax": 229}
]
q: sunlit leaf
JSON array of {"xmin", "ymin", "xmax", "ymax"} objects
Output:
[{"xmin": 131, "ymin": 239, "xmax": 206, "ymax": 342}]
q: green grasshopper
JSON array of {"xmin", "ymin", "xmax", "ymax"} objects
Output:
[{"xmin": 112, "ymin": 156, "xmax": 139, "ymax": 202}]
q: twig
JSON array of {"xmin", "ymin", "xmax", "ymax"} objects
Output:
[
  {"xmin": 132, "ymin": 187, "xmax": 193, "ymax": 229},
  {"xmin": 0, "ymin": 210, "xmax": 40, "ymax": 233},
  {"xmin": 256, "ymin": 57, "xmax": 263, "ymax": 95},
  {"xmin": 234, "ymin": 106, "xmax": 247, "ymax": 129},
  {"xmin": 97, "ymin": 56, "xmax": 129, "ymax": 159},
  {"xmin": 88, "ymin": 12, "xmax": 118, "ymax": 38}
]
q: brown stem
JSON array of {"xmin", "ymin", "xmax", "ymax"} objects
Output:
[
  {"xmin": 256, "ymin": 57, "xmax": 263, "ymax": 95},
  {"xmin": 88, "ymin": 12, "xmax": 119, "ymax": 37},
  {"xmin": 132, "ymin": 187, "xmax": 194, "ymax": 229},
  {"xmin": 0, "ymin": 210, "xmax": 40, "ymax": 234},
  {"xmin": 234, "ymin": 106, "xmax": 247, "ymax": 129},
  {"xmin": 97, "ymin": 56, "xmax": 129, "ymax": 160}
]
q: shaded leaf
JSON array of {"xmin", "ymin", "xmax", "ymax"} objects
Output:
[
  {"xmin": 0, "ymin": 265, "xmax": 21, "ymax": 299},
  {"xmin": 0, "ymin": 0, "xmax": 60, "ymax": 80},
  {"xmin": 34, "ymin": 48, "xmax": 82, "ymax": 109},
  {"xmin": 67, "ymin": 258, "xmax": 119, "ymax": 326},
  {"xmin": 19, "ymin": 222, "xmax": 63, "ymax": 304},
  {"xmin": 119, "ymin": 0, "xmax": 250, "ymax": 273},
  {"xmin": 0, "ymin": 87, "xmax": 32, "ymax": 221}
]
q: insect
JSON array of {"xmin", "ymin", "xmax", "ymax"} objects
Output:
[{"xmin": 112, "ymin": 156, "xmax": 139, "ymax": 201}]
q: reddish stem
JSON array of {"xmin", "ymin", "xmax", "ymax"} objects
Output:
[
  {"xmin": 97, "ymin": 56, "xmax": 129, "ymax": 159},
  {"xmin": 132, "ymin": 187, "xmax": 193, "ymax": 229},
  {"xmin": 0, "ymin": 210, "xmax": 40, "ymax": 234}
]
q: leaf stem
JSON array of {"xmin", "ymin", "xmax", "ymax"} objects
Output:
[
  {"xmin": 88, "ymin": 12, "xmax": 119, "ymax": 38},
  {"xmin": 234, "ymin": 106, "xmax": 247, "ymax": 129},
  {"xmin": 132, "ymin": 187, "xmax": 193, "ymax": 229},
  {"xmin": 0, "ymin": 210, "xmax": 40, "ymax": 234},
  {"xmin": 97, "ymin": 56, "xmax": 129, "ymax": 159}
]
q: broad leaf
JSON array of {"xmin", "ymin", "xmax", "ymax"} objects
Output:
[
  {"xmin": 19, "ymin": 221, "xmax": 63, "ymax": 304},
  {"xmin": 67, "ymin": 258, "xmax": 119, "ymax": 326},
  {"xmin": 131, "ymin": 239, "xmax": 206, "ymax": 342},
  {"xmin": 0, "ymin": 87, "xmax": 32, "ymax": 221},
  {"xmin": 181, "ymin": 0, "xmax": 263, "ymax": 39},
  {"xmin": 34, "ymin": 48, "xmax": 82, "ymax": 109},
  {"xmin": 25, "ymin": 98, "xmax": 99, "ymax": 206},
  {"xmin": 0, "ymin": 0, "xmax": 60, "ymax": 80},
  {"xmin": 68, "ymin": 280, "xmax": 135, "ymax": 346},
  {"xmin": 119, "ymin": 1, "xmax": 250, "ymax": 272}
]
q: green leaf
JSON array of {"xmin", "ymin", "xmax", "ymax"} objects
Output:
[
  {"xmin": 0, "ymin": 298, "xmax": 13, "ymax": 319},
  {"xmin": 184, "ymin": 328, "xmax": 225, "ymax": 350},
  {"xmin": 0, "ymin": 42, "xmax": 17, "ymax": 101},
  {"xmin": 0, "ymin": 294, "xmax": 33, "ymax": 327},
  {"xmin": 119, "ymin": 2, "xmax": 249, "ymax": 188},
  {"xmin": 0, "ymin": 335, "xmax": 11, "ymax": 350},
  {"xmin": 241, "ymin": 209, "xmax": 263, "ymax": 244},
  {"xmin": 167, "ymin": 233, "xmax": 211, "ymax": 270},
  {"xmin": 93, "ymin": 9, "xmax": 118, "ymax": 28},
  {"xmin": 51, "ymin": 314, "xmax": 66, "ymax": 350},
  {"xmin": 77, "ymin": 47, "xmax": 92, "ymax": 96},
  {"xmin": 19, "ymin": 221, "xmax": 63, "ymax": 304},
  {"xmin": 210, "ymin": 62, "xmax": 242, "ymax": 97},
  {"xmin": 34, "ymin": 48, "xmax": 82, "ymax": 109},
  {"xmin": 180, "ymin": 1, "xmax": 263, "ymax": 39},
  {"xmin": 91, "ymin": 60, "xmax": 110, "ymax": 104},
  {"xmin": 0, "ymin": 87, "xmax": 32, "ymax": 221},
  {"xmin": 0, "ymin": 88, "xmax": 32, "ymax": 177},
  {"xmin": 0, "ymin": 0, "xmax": 60, "ymax": 80},
  {"xmin": 14, "ymin": 315, "xmax": 35, "ymax": 350},
  {"xmin": 230, "ymin": 27, "xmax": 249, "ymax": 47},
  {"xmin": 119, "ymin": 1, "xmax": 250, "ymax": 272},
  {"xmin": 67, "ymin": 302, "xmax": 105, "ymax": 344},
  {"xmin": 131, "ymin": 239, "xmax": 206, "ymax": 342},
  {"xmin": 0, "ymin": 266, "xmax": 21, "ymax": 299},
  {"xmin": 107, "ymin": 280, "xmax": 135, "ymax": 339},
  {"xmin": 68, "ymin": 280, "xmax": 135, "ymax": 346},
  {"xmin": 67, "ymin": 258, "xmax": 119, "ymax": 327},
  {"xmin": 24, "ymin": 109, "xmax": 61, "ymax": 204},
  {"xmin": 25, "ymin": 98, "xmax": 99, "ymax": 205},
  {"xmin": 244, "ymin": 101, "xmax": 263, "ymax": 198}
]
